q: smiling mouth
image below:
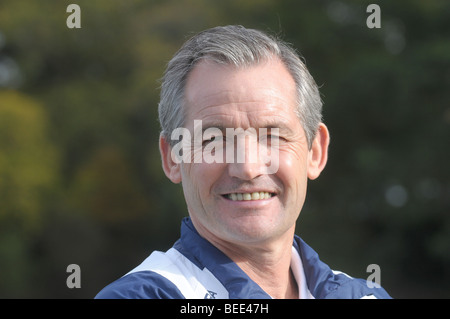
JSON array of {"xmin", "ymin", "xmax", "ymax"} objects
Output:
[{"xmin": 224, "ymin": 192, "xmax": 275, "ymax": 201}]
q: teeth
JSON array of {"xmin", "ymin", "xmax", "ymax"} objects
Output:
[{"xmin": 228, "ymin": 192, "xmax": 273, "ymax": 201}]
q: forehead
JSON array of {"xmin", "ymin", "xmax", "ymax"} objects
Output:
[{"xmin": 184, "ymin": 59, "xmax": 298, "ymax": 128}]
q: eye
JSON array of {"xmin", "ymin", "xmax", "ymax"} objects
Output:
[
  {"xmin": 202, "ymin": 137, "xmax": 213, "ymax": 145},
  {"xmin": 201, "ymin": 127, "xmax": 224, "ymax": 146},
  {"xmin": 202, "ymin": 134, "xmax": 226, "ymax": 146},
  {"xmin": 260, "ymin": 134, "xmax": 284, "ymax": 143}
]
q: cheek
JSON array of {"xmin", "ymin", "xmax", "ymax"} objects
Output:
[
  {"xmin": 278, "ymin": 143, "xmax": 309, "ymax": 174},
  {"xmin": 181, "ymin": 162, "xmax": 224, "ymax": 198},
  {"xmin": 277, "ymin": 147, "xmax": 309, "ymax": 196}
]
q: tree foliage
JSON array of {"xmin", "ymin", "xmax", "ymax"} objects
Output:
[{"xmin": 0, "ymin": 0, "xmax": 448, "ymax": 298}]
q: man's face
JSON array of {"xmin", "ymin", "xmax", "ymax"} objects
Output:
[{"xmin": 161, "ymin": 58, "xmax": 327, "ymax": 246}]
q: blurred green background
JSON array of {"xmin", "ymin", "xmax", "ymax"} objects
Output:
[{"xmin": 0, "ymin": 0, "xmax": 449, "ymax": 298}]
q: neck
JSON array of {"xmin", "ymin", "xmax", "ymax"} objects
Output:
[
  {"xmin": 195, "ymin": 221, "xmax": 299, "ymax": 299},
  {"xmin": 232, "ymin": 232, "xmax": 298, "ymax": 299},
  {"xmin": 234, "ymin": 247, "xmax": 299, "ymax": 299}
]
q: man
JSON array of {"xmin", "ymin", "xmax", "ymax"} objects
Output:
[{"xmin": 96, "ymin": 25, "xmax": 391, "ymax": 299}]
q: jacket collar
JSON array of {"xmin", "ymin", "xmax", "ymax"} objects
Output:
[
  {"xmin": 174, "ymin": 217, "xmax": 391, "ymax": 299},
  {"xmin": 174, "ymin": 217, "xmax": 271, "ymax": 298},
  {"xmin": 294, "ymin": 236, "xmax": 391, "ymax": 299}
]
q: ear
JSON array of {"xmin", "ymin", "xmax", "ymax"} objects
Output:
[
  {"xmin": 159, "ymin": 133, "xmax": 182, "ymax": 184},
  {"xmin": 307, "ymin": 123, "xmax": 330, "ymax": 180}
]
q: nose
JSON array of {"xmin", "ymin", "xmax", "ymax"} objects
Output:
[
  {"xmin": 226, "ymin": 137, "xmax": 266, "ymax": 180},
  {"xmin": 227, "ymin": 161, "xmax": 265, "ymax": 180}
]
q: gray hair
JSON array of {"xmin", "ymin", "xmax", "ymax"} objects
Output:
[{"xmin": 158, "ymin": 25, "xmax": 323, "ymax": 149}]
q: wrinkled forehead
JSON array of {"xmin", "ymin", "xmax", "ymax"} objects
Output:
[{"xmin": 183, "ymin": 59, "xmax": 298, "ymax": 127}]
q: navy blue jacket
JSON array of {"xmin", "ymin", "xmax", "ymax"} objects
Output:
[{"xmin": 96, "ymin": 218, "xmax": 391, "ymax": 299}]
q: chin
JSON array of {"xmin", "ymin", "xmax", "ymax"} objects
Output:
[{"xmin": 218, "ymin": 217, "xmax": 284, "ymax": 244}]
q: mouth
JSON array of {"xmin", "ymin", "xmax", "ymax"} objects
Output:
[{"xmin": 223, "ymin": 191, "xmax": 276, "ymax": 201}]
